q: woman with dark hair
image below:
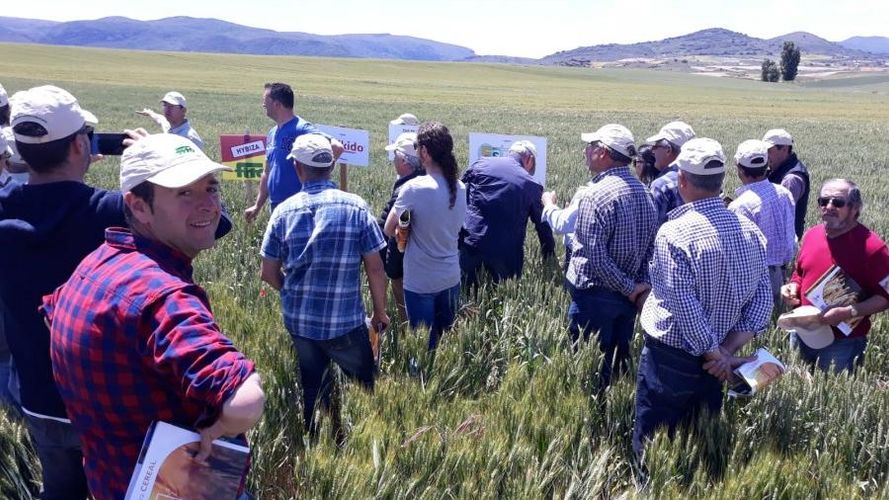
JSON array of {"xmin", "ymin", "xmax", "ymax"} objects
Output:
[
  {"xmin": 634, "ymin": 144, "xmax": 658, "ymax": 186},
  {"xmin": 385, "ymin": 122, "xmax": 466, "ymax": 350}
]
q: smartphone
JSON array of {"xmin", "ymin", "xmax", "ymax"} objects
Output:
[{"xmin": 91, "ymin": 133, "xmax": 128, "ymax": 156}]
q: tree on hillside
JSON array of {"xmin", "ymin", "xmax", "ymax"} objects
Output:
[
  {"xmin": 761, "ymin": 59, "xmax": 780, "ymax": 82},
  {"xmin": 780, "ymin": 41, "xmax": 801, "ymax": 81}
]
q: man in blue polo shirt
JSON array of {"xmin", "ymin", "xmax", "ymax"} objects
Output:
[{"xmin": 245, "ymin": 82, "xmax": 344, "ymax": 221}]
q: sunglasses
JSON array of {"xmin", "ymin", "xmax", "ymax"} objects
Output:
[{"xmin": 817, "ymin": 196, "xmax": 848, "ymax": 208}]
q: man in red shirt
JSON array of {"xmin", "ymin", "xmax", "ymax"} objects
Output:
[
  {"xmin": 782, "ymin": 178, "xmax": 889, "ymax": 372},
  {"xmin": 43, "ymin": 134, "xmax": 265, "ymax": 499}
]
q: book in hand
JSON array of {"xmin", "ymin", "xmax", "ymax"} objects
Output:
[
  {"xmin": 727, "ymin": 348, "xmax": 785, "ymax": 398},
  {"xmin": 124, "ymin": 421, "xmax": 249, "ymax": 500},
  {"xmin": 805, "ymin": 264, "xmax": 865, "ymax": 336}
]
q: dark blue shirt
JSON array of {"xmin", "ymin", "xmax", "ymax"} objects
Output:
[
  {"xmin": 461, "ymin": 156, "xmax": 555, "ymax": 277},
  {"xmin": 266, "ymin": 116, "xmax": 322, "ymax": 205}
]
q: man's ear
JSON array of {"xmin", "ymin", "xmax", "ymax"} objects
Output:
[{"xmin": 124, "ymin": 191, "xmax": 153, "ymax": 224}]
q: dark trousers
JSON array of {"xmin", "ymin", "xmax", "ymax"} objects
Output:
[
  {"xmin": 291, "ymin": 325, "xmax": 375, "ymax": 435},
  {"xmin": 567, "ymin": 284, "xmax": 636, "ymax": 390},
  {"xmin": 460, "ymin": 245, "xmax": 519, "ymax": 291},
  {"xmin": 632, "ymin": 338, "xmax": 723, "ymax": 458},
  {"xmin": 23, "ymin": 414, "xmax": 89, "ymax": 500}
]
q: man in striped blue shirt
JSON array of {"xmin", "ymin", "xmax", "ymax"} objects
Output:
[
  {"xmin": 260, "ymin": 133, "xmax": 388, "ymax": 436},
  {"xmin": 566, "ymin": 124, "xmax": 658, "ymax": 391},
  {"xmin": 633, "ymin": 138, "xmax": 772, "ymax": 459}
]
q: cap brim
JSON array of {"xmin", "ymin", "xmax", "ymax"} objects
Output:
[
  {"xmin": 580, "ymin": 132, "xmax": 600, "ymax": 143},
  {"xmin": 646, "ymin": 133, "xmax": 665, "ymax": 144},
  {"xmin": 794, "ymin": 325, "xmax": 835, "ymax": 349},
  {"xmin": 147, "ymin": 160, "xmax": 233, "ymax": 189},
  {"xmin": 81, "ymin": 109, "xmax": 98, "ymax": 127},
  {"xmin": 384, "ymin": 144, "xmax": 398, "ymax": 152}
]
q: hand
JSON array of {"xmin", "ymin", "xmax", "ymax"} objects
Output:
[
  {"xmin": 135, "ymin": 108, "xmax": 153, "ymax": 116},
  {"xmin": 90, "ymin": 153, "xmax": 105, "ymax": 164},
  {"xmin": 627, "ymin": 283, "xmax": 651, "ymax": 304},
  {"xmin": 371, "ymin": 310, "xmax": 390, "ymax": 333},
  {"xmin": 122, "ymin": 128, "xmax": 150, "ymax": 147},
  {"xmin": 780, "ymin": 283, "xmax": 800, "ymax": 307},
  {"xmin": 194, "ymin": 419, "xmax": 239, "ymax": 465},
  {"xmin": 330, "ymin": 139, "xmax": 345, "ymax": 163},
  {"xmin": 634, "ymin": 288, "xmax": 651, "ymax": 312},
  {"xmin": 244, "ymin": 205, "xmax": 260, "ymax": 223},
  {"xmin": 703, "ymin": 350, "xmax": 756, "ymax": 382},
  {"xmin": 821, "ymin": 305, "xmax": 855, "ymax": 326},
  {"xmin": 542, "ymin": 191, "xmax": 557, "ymax": 207}
]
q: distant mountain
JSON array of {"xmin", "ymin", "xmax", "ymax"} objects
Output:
[
  {"xmin": 0, "ymin": 16, "xmax": 476, "ymax": 61},
  {"xmin": 840, "ymin": 36, "xmax": 889, "ymax": 54},
  {"xmin": 540, "ymin": 28, "xmax": 879, "ymax": 66}
]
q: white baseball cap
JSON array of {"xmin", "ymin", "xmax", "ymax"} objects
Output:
[
  {"xmin": 161, "ymin": 91, "xmax": 187, "ymax": 107},
  {"xmin": 762, "ymin": 129, "xmax": 793, "ymax": 147},
  {"xmin": 385, "ymin": 132, "xmax": 418, "ymax": 158},
  {"xmin": 734, "ymin": 139, "xmax": 770, "ymax": 169},
  {"xmin": 287, "ymin": 133, "xmax": 334, "ymax": 168},
  {"xmin": 672, "ymin": 137, "xmax": 726, "ymax": 175},
  {"xmin": 120, "ymin": 134, "xmax": 232, "ymax": 193},
  {"xmin": 10, "ymin": 85, "xmax": 98, "ymax": 144},
  {"xmin": 646, "ymin": 121, "xmax": 696, "ymax": 148},
  {"xmin": 0, "ymin": 83, "xmax": 8, "ymax": 107},
  {"xmin": 777, "ymin": 306, "xmax": 835, "ymax": 349},
  {"xmin": 390, "ymin": 113, "xmax": 418, "ymax": 125},
  {"xmin": 581, "ymin": 124, "xmax": 636, "ymax": 158},
  {"xmin": 508, "ymin": 140, "xmax": 537, "ymax": 159}
]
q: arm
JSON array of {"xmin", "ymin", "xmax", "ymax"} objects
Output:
[
  {"xmin": 245, "ymin": 165, "xmax": 270, "ymax": 223},
  {"xmin": 822, "ymin": 295, "xmax": 889, "ymax": 326},
  {"xmin": 195, "ymin": 372, "xmax": 265, "ymax": 463},
  {"xmin": 384, "ymin": 184, "xmax": 412, "ymax": 238},
  {"xmin": 384, "ymin": 209, "xmax": 398, "ymax": 238},
  {"xmin": 529, "ymin": 187, "xmax": 555, "ymax": 259},
  {"xmin": 542, "ymin": 189, "xmax": 583, "ymax": 235},
  {"xmin": 362, "ymin": 252, "xmax": 390, "ymax": 331},
  {"xmin": 136, "ymin": 108, "xmax": 171, "ymax": 133},
  {"xmin": 260, "ymin": 257, "xmax": 284, "ymax": 291}
]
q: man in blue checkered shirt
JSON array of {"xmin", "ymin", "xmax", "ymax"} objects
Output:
[
  {"xmin": 646, "ymin": 121, "xmax": 696, "ymax": 225},
  {"xmin": 566, "ymin": 124, "xmax": 658, "ymax": 391},
  {"xmin": 260, "ymin": 133, "xmax": 389, "ymax": 437},
  {"xmin": 632, "ymin": 138, "xmax": 772, "ymax": 460}
]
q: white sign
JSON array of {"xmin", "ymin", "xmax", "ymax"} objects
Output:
[
  {"xmin": 387, "ymin": 123, "xmax": 419, "ymax": 161},
  {"xmin": 468, "ymin": 133, "xmax": 548, "ymax": 186},
  {"xmin": 316, "ymin": 124, "xmax": 370, "ymax": 167},
  {"xmin": 230, "ymin": 140, "xmax": 265, "ymax": 159}
]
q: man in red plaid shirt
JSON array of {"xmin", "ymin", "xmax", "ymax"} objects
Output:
[{"xmin": 43, "ymin": 134, "xmax": 265, "ymax": 500}]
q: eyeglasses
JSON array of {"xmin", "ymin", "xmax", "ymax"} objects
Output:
[
  {"xmin": 79, "ymin": 125, "xmax": 94, "ymax": 141},
  {"xmin": 817, "ymin": 196, "xmax": 848, "ymax": 208}
]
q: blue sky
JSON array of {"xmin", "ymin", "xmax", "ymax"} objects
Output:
[{"xmin": 5, "ymin": 0, "xmax": 887, "ymax": 58}]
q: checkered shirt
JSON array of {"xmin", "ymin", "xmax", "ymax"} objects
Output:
[
  {"xmin": 566, "ymin": 166, "xmax": 658, "ymax": 295},
  {"xmin": 650, "ymin": 167, "xmax": 684, "ymax": 225},
  {"xmin": 640, "ymin": 197, "xmax": 773, "ymax": 355},
  {"xmin": 262, "ymin": 180, "xmax": 386, "ymax": 340},
  {"xmin": 43, "ymin": 228, "xmax": 256, "ymax": 500},
  {"xmin": 728, "ymin": 179, "xmax": 797, "ymax": 266}
]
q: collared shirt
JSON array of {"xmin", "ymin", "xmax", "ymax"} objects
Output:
[
  {"xmin": 169, "ymin": 119, "xmax": 204, "ymax": 150},
  {"xmin": 542, "ymin": 181, "xmax": 594, "ymax": 251},
  {"xmin": 650, "ymin": 166, "xmax": 684, "ymax": 225},
  {"xmin": 729, "ymin": 179, "xmax": 797, "ymax": 266},
  {"xmin": 261, "ymin": 180, "xmax": 386, "ymax": 340},
  {"xmin": 567, "ymin": 166, "xmax": 657, "ymax": 295},
  {"xmin": 43, "ymin": 228, "xmax": 255, "ymax": 500},
  {"xmin": 641, "ymin": 197, "xmax": 772, "ymax": 356},
  {"xmin": 266, "ymin": 116, "xmax": 322, "ymax": 205}
]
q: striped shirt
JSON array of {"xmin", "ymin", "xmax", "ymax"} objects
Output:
[
  {"xmin": 566, "ymin": 166, "xmax": 658, "ymax": 295},
  {"xmin": 261, "ymin": 180, "xmax": 386, "ymax": 340},
  {"xmin": 640, "ymin": 197, "xmax": 773, "ymax": 355},
  {"xmin": 728, "ymin": 179, "xmax": 797, "ymax": 266}
]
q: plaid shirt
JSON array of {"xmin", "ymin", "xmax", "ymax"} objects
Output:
[
  {"xmin": 640, "ymin": 197, "xmax": 773, "ymax": 355},
  {"xmin": 262, "ymin": 180, "xmax": 386, "ymax": 340},
  {"xmin": 567, "ymin": 166, "xmax": 657, "ymax": 295},
  {"xmin": 650, "ymin": 167, "xmax": 684, "ymax": 225},
  {"xmin": 728, "ymin": 179, "xmax": 797, "ymax": 266},
  {"xmin": 42, "ymin": 228, "xmax": 256, "ymax": 500}
]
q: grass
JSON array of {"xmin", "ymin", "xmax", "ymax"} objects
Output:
[{"xmin": 3, "ymin": 43, "xmax": 889, "ymax": 498}]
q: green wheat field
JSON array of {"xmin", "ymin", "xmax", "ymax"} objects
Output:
[{"xmin": 4, "ymin": 43, "xmax": 889, "ymax": 498}]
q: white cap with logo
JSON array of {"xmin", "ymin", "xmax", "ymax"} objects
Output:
[
  {"xmin": 161, "ymin": 91, "xmax": 187, "ymax": 107},
  {"xmin": 762, "ymin": 128, "xmax": 793, "ymax": 147},
  {"xmin": 646, "ymin": 121, "xmax": 696, "ymax": 148},
  {"xmin": 287, "ymin": 133, "xmax": 334, "ymax": 168},
  {"xmin": 10, "ymin": 85, "xmax": 98, "ymax": 144},
  {"xmin": 385, "ymin": 132, "xmax": 418, "ymax": 158},
  {"xmin": 581, "ymin": 124, "xmax": 636, "ymax": 158},
  {"xmin": 120, "ymin": 134, "xmax": 232, "ymax": 193},
  {"xmin": 672, "ymin": 137, "xmax": 726, "ymax": 175},
  {"xmin": 734, "ymin": 139, "xmax": 770, "ymax": 169}
]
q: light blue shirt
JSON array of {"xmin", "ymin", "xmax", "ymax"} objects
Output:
[{"xmin": 169, "ymin": 120, "xmax": 204, "ymax": 150}]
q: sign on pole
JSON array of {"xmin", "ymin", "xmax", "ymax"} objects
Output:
[
  {"xmin": 315, "ymin": 125, "xmax": 370, "ymax": 167},
  {"xmin": 387, "ymin": 123, "xmax": 419, "ymax": 161},
  {"xmin": 219, "ymin": 134, "xmax": 267, "ymax": 181},
  {"xmin": 468, "ymin": 133, "xmax": 548, "ymax": 187}
]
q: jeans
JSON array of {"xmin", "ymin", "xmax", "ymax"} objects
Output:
[
  {"xmin": 291, "ymin": 325, "xmax": 375, "ymax": 435},
  {"xmin": 632, "ymin": 338, "xmax": 723, "ymax": 459},
  {"xmin": 797, "ymin": 335, "xmax": 867, "ymax": 374},
  {"xmin": 23, "ymin": 414, "xmax": 89, "ymax": 500},
  {"xmin": 404, "ymin": 284, "xmax": 461, "ymax": 350},
  {"xmin": 567, "ymin": 285, "xmax": 637, "ymax": 390}
]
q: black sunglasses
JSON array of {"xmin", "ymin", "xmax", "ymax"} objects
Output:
[{"xmin": 817, "ymin": 196, "xmax": 848, "ymax": 208}]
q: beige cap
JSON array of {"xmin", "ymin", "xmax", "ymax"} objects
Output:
[
  {"xmin": 390, "ymin": 113, "xmax": 418, "ymax": 125},
  {"xmin": 581, "ymin": 124, "xmax": 636, "ymax": 158},
  {"xmin": 672, "ymin": 137, "xmax": 726, "ymax": 175},
  {"xmin": 734, "ymin": 139, "xmax": 770, "ymax": 169},
  {"xmin": 161, "ymin": 91, "xmax": 187, "ymax": 107},
  {"xmin": 120, "ymin": 134, "xmax": 232, "ymax": 193},
  {"xmin": 11, "ymin": 85, "xmax": 98, "ymax": 144},
  {"xmin": 762, "ymin": 128, "xmax": 793, "ymax": 147},
  {"xmin": 287, "ymin": 133, "xmax": 334, "ymax": 168},
  {"xmin": 385, "ymin": 131, "xmax": 418, "ymax": 157},
  {"xmin": 777, "ymin": 306, "xmax": 835, "ymax": 349},
  {"xmin": 646, "ymin": 121, "xmax": 696, "ymax": 148}
]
